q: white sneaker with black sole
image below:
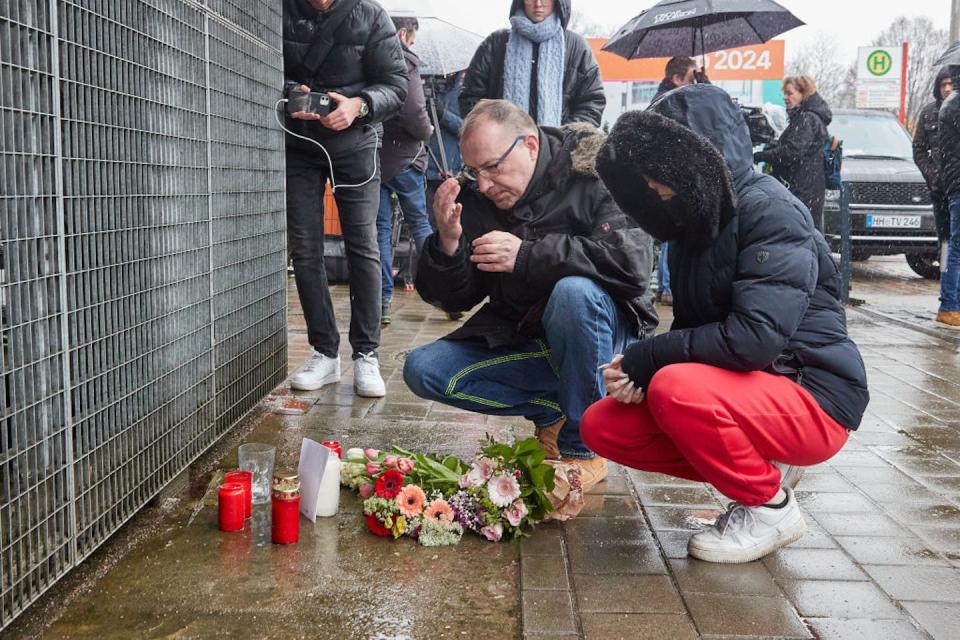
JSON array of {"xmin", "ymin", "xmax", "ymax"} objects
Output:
[
  {"xmin": 354, "ymin": 352, "xmax": 386, "ymax": 397},
  {"xmin": 687, "ymin": 488, "xmax": 806, "ymax": 563},
  {"xmin": 290, "ymin": 351, "xmax": 341, "ymax": 391},
  {"xmin": 772, "ymin": 460, "xmax": 805, "ymax": 489}
]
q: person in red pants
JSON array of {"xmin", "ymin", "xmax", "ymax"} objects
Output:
[{"xmin": 585, "ymin": 84, "xmax": 869, "ymax": 564}]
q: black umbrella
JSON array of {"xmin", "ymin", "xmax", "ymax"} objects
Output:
[
  {"xmin": 603, "ymin": 0, "xmax": 804, "ymax": 60},
  {"xmin": 934, "ymin": 41, "xmax": 960, "ymax": 67}
]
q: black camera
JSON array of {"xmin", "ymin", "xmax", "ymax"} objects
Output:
[{"xmin": 286, "ymin": 89, "xmax": 333, "ymax": 117}]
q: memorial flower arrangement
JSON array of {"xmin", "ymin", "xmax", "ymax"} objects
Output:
[{"xmin": 341, "ymin": 436, "xmax": 579, "ymax": 545}]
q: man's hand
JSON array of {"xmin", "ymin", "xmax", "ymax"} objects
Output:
[
  {"xmin": 289, "ymin": 85, "xmax": 324, "ymax": 121},
  {"xmin": 318, "ymin": 91, "xmax": 363, "ymax": 131},
  {"xmin": 602, "ymin": 355, "xmax": 645, "ymax": 404},
  {"xmin": 433, "ymin": 178, "xmax": 463, "ymax": 256},
  {"xmin": 471, "ymin": 231, "xmax": 522, "ymax": 273}
]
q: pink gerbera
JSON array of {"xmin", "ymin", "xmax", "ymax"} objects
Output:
[
  {"xmin": 395, "ymin": 484, "xmax": 427, "ymax": 517},
  {"xmin": 487, "ymin": 474, "xmax": 521, "ymax": 507},
  {"xmin": 424, "ymin": 499, "xmax": 454, "ymax": 524}
]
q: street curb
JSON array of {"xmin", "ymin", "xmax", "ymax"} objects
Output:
[{"xmin": 851, "ymin": 306, "xmax": 960, "ymax": 347}]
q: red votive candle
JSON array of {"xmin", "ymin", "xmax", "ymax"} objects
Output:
[
  {"xmin": 218, "ymin": 483, "xmax": 245, "ymax": 532},
  {"xmin": 321, "ymin": 440, "xmax": 342, "ymax": 459},
  {"xmin": 224, "ymin": 470, "xmax": 253, "ymax": 518},
  {"xmin": 271, "ymin": 473, "xmax": 301, "ymax": 545}
]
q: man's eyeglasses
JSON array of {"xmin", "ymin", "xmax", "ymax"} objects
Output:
[{"xmin": 458, "ymin": 135, "xmax": 526, "ymax": 183}]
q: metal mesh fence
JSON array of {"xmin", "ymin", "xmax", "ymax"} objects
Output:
[{"xmin": 0, "ymin": 0, "xmax": 285, "ymax": 627}]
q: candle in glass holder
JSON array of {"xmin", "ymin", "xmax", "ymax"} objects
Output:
[
  {"xmin": 224, "ymin": 470, "xmax": 252, "ymax": 518},
  {"xmin": 321, "ymin": 440, "xmax": 342, "ymax": 459},
  {"xmin": 218, "ymin": 483, "xmax": 245, "ymax": 532},
  {"xmin": 271, "ymin": 471, "xmax": 301, "ymax": 545}
]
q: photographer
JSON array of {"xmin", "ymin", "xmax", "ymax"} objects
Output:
[{"xmin": 283, "ymin": 0, "xmax": 407, "ymax": 397}]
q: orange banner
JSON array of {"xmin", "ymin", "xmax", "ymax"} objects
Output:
[{"xmin": 588, "ymin": 38, "xmax": 785, "ymax": 82}]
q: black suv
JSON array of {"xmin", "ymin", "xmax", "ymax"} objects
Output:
[{"xmin": 822, "ymin": 109, "xmax": 938, "ymax": 279}]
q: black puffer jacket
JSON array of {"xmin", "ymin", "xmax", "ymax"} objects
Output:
[
  {"xmin": 939, "ymin": 66, "xmax": 960, "ymax": 199},
  {"xmin": 754, "ymin": 92, "xmax": 832, "ymax": 224},
  {"xmin": 415, "ymin": 125, "xmax": 658, "ymax": 348},
  {"xmin": 459, "ymin": 0, "xmax": 605, "ymax": 126},
  {"xmin": 381, "ymin": 45, "xmax": 433, "ymax": 181},
  {"xmin": 913, "ymin": 67, "xmax": 953, "ymax": 194},
  {"xmin": 597, "ymin": 85, "xmax": 869, "ymax": 430},
  {"xmin": 283, "ymin": 0, "xmax": 407, "ymax": 139}
]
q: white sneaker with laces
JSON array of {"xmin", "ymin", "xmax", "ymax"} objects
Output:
[
  {"xmin": 772, "ymin": 460, "xmax": 805, "ymax": 489},
  {"xmin": 353, "ymin": 352, "xmax": 386, "ymax": 397},
  {"xmin": 687, "ymin": 488, "xmax": 806, "ymax": 563},
  {"xmin": 290, "ymin": 351, "xmax": 341, "ymax": 391}
]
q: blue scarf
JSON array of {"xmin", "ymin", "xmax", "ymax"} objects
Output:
[{"xmin": 503, "ymin": 12, "xmax": 565, "ymax": 126}]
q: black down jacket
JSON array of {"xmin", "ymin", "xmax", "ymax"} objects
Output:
[
  {"xmin": 939, "ymin": 66, "xmax": 960, "ymax": 199},
  {"xmin": 282, "ymin": 0, "xmax": 407, "ymax": 139},
  {"xmin": 754, "ymin": 92, "xmax": 832, "ymax": 226},
  {"xmin": 596, "ymin": 85, "xmax": 869, "ymax": 430},
  {"xmin": 415, "ymin": 124, "xmax": 658, "ymax": 348},
  {"xmin": 913, "ymin": 66, "xmax": 953, "ymax": 194},
  {"xmin": 381, "ymin": 45, "xmax": 433, "ymax": 182},
  {"xmin": 459, "ymin": 0, "xmax": 605, "ymax": 126}
]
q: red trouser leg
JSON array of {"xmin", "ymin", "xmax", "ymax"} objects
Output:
[{"xmin": 580, "ymin": 363, "xmax": 850, "ymax": 506}]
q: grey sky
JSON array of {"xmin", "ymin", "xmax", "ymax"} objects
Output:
[{"xmin": 381, "ymin": 0, "xmax": 952, "ymax": 66}]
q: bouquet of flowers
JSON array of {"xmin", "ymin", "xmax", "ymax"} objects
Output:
[{"xmin": 340, "ymin": 436, "xmax": 572, "ymax": 545}]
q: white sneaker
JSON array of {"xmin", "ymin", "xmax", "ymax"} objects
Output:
[
  {"xmin": 353, "ymin": 352, "xmax": 386, "ymax": 397},
  {"xmin": 771, "ymin": 460, "xmax": 805, "ymax": 489},
  {"xmin": 290, "ymin": 351, "xmax": 341, "ymax": 391},
  {"xmin": 687, "ymin": 488, "xmax": 806, "ymax": 563}
]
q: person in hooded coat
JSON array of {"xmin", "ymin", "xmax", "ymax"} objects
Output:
[
  {"xmin": 913, "ymin": 67, "xmax": 953, "ymax": 248},
  {"xmin": 459, "ymin": 0, "xmax": 605, "ymax": 127},
  {"xmin": 936, "ymin": 65, "xmax": 960, "ymax": 327},
  {"xmin": 584, "ymin": 84, "xmax": 869, "ymax": 564},
  {"xmin": 753, "ymin": 75, "xmax": 832, "ymax": 229}
]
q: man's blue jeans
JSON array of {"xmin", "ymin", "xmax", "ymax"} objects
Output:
[
  {"xmin": 403, "ymin": 277, "xmax": 640, "ymax": 458},
  {"xmin": 376, "ymin": 167, "xmax": 434, "ymax": 302},
  {"xmin": 657, "ymin": 242, "xmax": 671, "ymax": 296},
  {"xmin": 940, "ymin": 195, "xmax": 960, "ymax": 311}
]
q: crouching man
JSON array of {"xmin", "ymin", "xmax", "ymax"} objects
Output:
[
  {"xmin": 584, "ymin": 85, "xmax": 869, "ymax": 562},
  {"xmin": 403, "ymin": 99, "xmax": 658, "ymax": 491}
]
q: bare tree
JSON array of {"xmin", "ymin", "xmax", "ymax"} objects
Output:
[
  {"xmin": 785, "ymin": 31, "xmax": 852, "ymax": 107},
  {"xmin": 870, "ymin": 16, "xmax": 949, "ymax": 129},
  {"xmin": 567, "ymin": 8, "xmax": 615, "ymax": 38}
]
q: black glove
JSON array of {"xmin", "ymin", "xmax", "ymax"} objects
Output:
[{"xmin": 753, "ymin": 151, "xmax": 764, "ymax": 164}]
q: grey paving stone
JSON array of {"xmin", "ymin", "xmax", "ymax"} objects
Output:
[
  {"xmin": 779, "ymin": 579, "xmax": 904, "ymax": 619},
  {"xmin": 794, "ymin": 491, "xmax": 879, "ymax": 514},
  {"xmin": 573, "ymin": 574, "xmax": 684, "ymax": 613},
  {"xmin": 790, "ymin": 471, "xmax": 855, "ymax": 493},
  {"xmin": 636, "ymin": 485, "xmax": 721, "ymax": 507},
  {"xmin": 762, "ymin": 548, "xmax": 869, "ymax": 581},
  {"xmin": 522, "ymin": 591, "xmax": 577, "ymax": 635},
  {"xmin": 652, "ymin": 530, "xmax": 694, "ymax": 559},
  {"xmin": 863, "ymin": 565, "xmax": 960, "ymax": 602},
  {"xmin": 881, "ymin": 502, "xmax": 960, "ymax": 527},
  {"xmin": 834, "ymin": 535, "xmax": 949, "ymax": 566},
  {"xmin": 669, "ymin": 558, "xmax": 781, "ymax": 596},
  {"xmin": 911, "ymin": 524, "xmax": 960, "ymax": 558},
  {"xmin": 785, "ymin": 528, "xmax": 840, "ymax": 549},
  {"xmin": 811, "ymin": 512, "xmax": 913, "ymax": 537},
  {"xmin": 567, "ymin": 539, "xmax": 668, "ymax": 576},
  {"xmin": 644, "ymin": 505, "xmax": 720, "ymax": 531},
  {"xmin": 805, "ymin": 618, "xmax": 928, "ymax": 640},
  {"xmin": 591, "ymin": 475, "xmax": 632, "ymax": 496},
  {"xmin": 519, "ymin": 524, "xmax": 565, "ymax": 557},
  {"xmin": 581, "ymin": 613, "xmax": 698, "ymax": 640},
  {"xmin": 521, "ymin": 555, "xmax": 569, "ymax": 591},
  {"xmin": 562, "ymin": 516, "xmax": 651, "ymax": 546},
  {"xmin": 684, "ymin": 593, "xmax": 811, "ymax": 638},
  {"xmin": 578, "ymin": 494, "xmax": 642, "ymax": 518},
  {"xmin": 856, "ymin": 481, "xmax": 945, "ymax": 503},
  {"xmin": 900, "ymin": 601, "xmax": 960, "ymax": 640}
]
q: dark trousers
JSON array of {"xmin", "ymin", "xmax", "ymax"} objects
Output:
[
  {"xmin": 286, "ymin": 128, "xmax": 381, "ymax": 358},
  {"xmin": 933, "ymin": 191, "xmax": 950, "ymax": 242}
]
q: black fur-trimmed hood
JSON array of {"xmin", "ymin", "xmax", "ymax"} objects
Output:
[{"xmin": 596, "ymin": 107, "xmax": 737, "ymax": 249}]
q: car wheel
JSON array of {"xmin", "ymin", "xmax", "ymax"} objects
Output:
[{"xmin": 906, "ymin": 252, "xmax": 941, "ymax": 280}]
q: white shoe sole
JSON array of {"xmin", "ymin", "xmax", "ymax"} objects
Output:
[
  {"xmin": 354, "ymin": 383, "xmax": 386, "ymax": 398},
  {"xmin": 687, "ymin": 517, "xmax": 807, "ymax": 564},
  {"xmin": 290, "ymin": 371, "xmax": 341, "ymax": 391}
]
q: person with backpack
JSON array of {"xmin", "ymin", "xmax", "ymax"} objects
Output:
[{"xmin": 754, "ymin": 75, "xmax": 832, "ymax": 230}]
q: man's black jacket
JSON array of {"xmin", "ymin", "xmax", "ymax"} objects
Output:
[
  {"xmin": 381, "ymin": 45, "xmax": 433, "ymax": 181},
  {"xmin": 415, "ymin": 124, "xmax": 658, "ymax": 348},
  {"xmin": 939, "ymin": 66, "xmax": 960, "ymax": 199},
  {"xmin": 913, "ymin": 66, "xmax": 952, "ymax": 193},
  {"xmin": 459, "ymin": 0, "xmax": 605, "ymax": 126},
  {"xmin": 282, "ymin": 0, "xmax": 407, "ymax": 139}
]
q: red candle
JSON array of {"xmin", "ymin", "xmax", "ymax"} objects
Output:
[
  {"xmin": 218, "ymin": 483, "xmax": 245, "ymax": 532},
  {"xmin": 321, "ymin": 440, "xmax": 342, "ymax": 459},
  {"xmin": 271, "ymin": 487, "xmax": 300, "ymax": 545},
  {"xmin": 224, "ymin": 470, "xmax": 253, "ymax": 518}
]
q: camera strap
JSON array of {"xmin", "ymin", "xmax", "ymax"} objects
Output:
[{"xmin": 297, "ymin": 0, "xmax": 360, "ymax": 76}]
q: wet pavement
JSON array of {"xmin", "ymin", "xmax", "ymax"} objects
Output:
[{"xmin": 11, "ymin": 259, "xmax": 960, "ymax": 639}]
